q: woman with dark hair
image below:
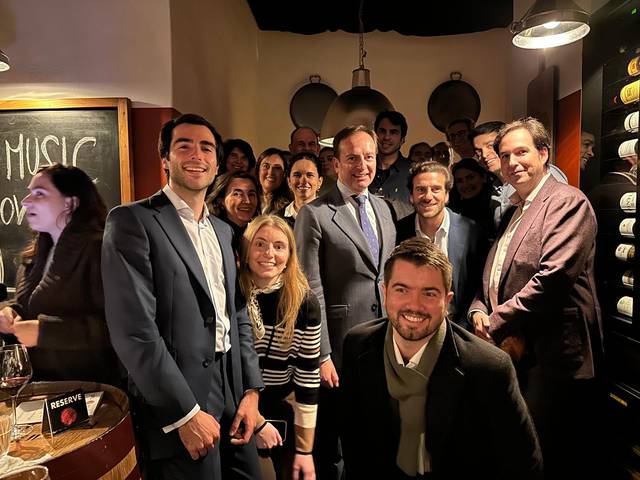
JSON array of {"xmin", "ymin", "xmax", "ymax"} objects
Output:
[
  {"xmin": 220, "ymin": 138, "xmax": 256, "ymax": 175},
  {"xmin": 207, "ymin": 171, "xmax": 260, "ymax": 255},
  {"xmin": 277, "ymin": 152, "xmax": 323, "ymax": 228},
  {"xmin": 239, "ymin": 215, "xmax": 321, "ymax": 480},
  {"xmin": 256, "ymin": 148, "xmax": 292, "ymax": 215},
  {"xmin": 449, "ymin": 158, "xmax": 499, "ymax": 240},
  {"xmin": 0, "ymin": 164, "xmax": 118, "ymax": 384}
]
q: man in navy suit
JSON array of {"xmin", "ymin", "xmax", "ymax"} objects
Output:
[
  {"xmin": 102, "ymin": 114, "xmax": 262, "ymax": 479},
  {"xmin": 396, "ymin": 161, "xmax": 486, "ymax": 326}
]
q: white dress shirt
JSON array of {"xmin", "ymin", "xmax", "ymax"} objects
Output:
[
  {"xmin": 161, "ymin": 184, "xmax": 232, "ymax": 433},
  {"xmin": 414, "ymin": 208, "xmax": 450, "ymax": 258}
]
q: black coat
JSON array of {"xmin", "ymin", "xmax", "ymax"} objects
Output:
[{"xmin": 341, "ymin": 318, "xmax": 543, "ymax": 479}]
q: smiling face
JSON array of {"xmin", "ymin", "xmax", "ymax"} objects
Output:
[
  {"xmin": 22, "ymin": 172, "xmax": 74, "ymax": 241},
  {"xmin": 454, "ymin": 167, "xmax": 485, "ymax": 200},
  {"xmin": 223, "ymin": 178, "xmax": 258, "ymax": 227},
  {"xmin": 259, "ymin": 155, "xmax": 286, "ymax": 194},
  {"xmin": 162, "ymin": 123, "xmax": 219, "ymax": 197},
  {"xmin": 319, "ymin": 148, "xmax": 336, "ymax": 177},
  {"xmin": 473, "ymin": 132, "xmax": 500, "ymax": 175},
  {"xmin": 376, "ymin": 118, "xmax": 403, "ymax": 156},
  {"xmin": 335, "ymin": 131, "xmax": 377, "ymax": 194},
  {"xmin": 580, "ymin": 131, "xmax": 595, "ymax": 171},
  {"xmin": 288, "ymin": 159, "xmax": 323, "ymax": 205},
  {"xmin": 248, "ymin": 224, "xmax": 290, "ymax": 288},
  {"xmin": 499, "ymin": 128, "xmax": 548, "ymax": 198},
  {"xmin": 226, "ymin": 148, "xmax": 250, "ymax": 173},
  {"xmin": 410, "ymin": 172, "xmax": 448, "ymax": 220},
  {"xmin": 382, "ymin": 259, "xmax": 453, "ymax": 343}
]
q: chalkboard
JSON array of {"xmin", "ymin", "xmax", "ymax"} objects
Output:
[{"xmin": 0, "ymin": 98, "xmax": 132, "ymax": 292}]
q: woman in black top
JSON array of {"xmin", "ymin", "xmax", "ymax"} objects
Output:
[
  {"xmin": 0, "ymin": 165, "xmax": 118, "ymax": 385},
  {"xmin": 239, "ymin": 215, "xmax": 321, "ymax": 480},
  {"xmin": 256, "ymin": 148, "xmax": 292, "ymax": 215}
]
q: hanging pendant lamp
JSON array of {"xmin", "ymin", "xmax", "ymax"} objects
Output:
[
  {"xmin": 319, "ymin": 0, "xmax": 394, "ymax": 147},
  {"xmin": 511, "ymin": 0, "xmax": 590, "ymax": 49}
]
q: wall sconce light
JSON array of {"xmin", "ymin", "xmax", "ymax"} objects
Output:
[{"xmin": 511, "ymin": 0, "xmax": 590, "ymax": 49}]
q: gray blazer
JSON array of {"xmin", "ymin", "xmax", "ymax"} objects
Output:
[
  {"xmin": 294, "ymin": 186, "xmax": 396, "ymax": 369},
  {"xmin": 102, "ymin": 191, "xmax": 262, "ymax": 459}
]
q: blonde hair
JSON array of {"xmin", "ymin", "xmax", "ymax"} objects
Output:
[{"xmin": 239, "ymin": 215, "xmax": 309, "ymax": 343}]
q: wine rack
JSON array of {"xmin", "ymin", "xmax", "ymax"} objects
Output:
[{"xmin": 596, "ymin": 47, "xmax": 640, "ymax": 343}]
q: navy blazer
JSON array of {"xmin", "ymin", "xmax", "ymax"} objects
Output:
[
  {"xmin": 102, "ymin": 191, "xmax": 262, "ymax": 459},
  {"xmin": 396, "ymin": 208, "xmax": 487, "ymax": 326}
]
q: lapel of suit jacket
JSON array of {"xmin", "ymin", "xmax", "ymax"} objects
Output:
[
  {"xmin": 358, "ymin": 321, "xmax": 400, "ymax": 453},
  {"xmin": 497, "ymin": 176, "xmax": 555, "ymax": 294},
  {"xmin": 370, "ymin": 194, "xmax": 393, "ymax": 265},
  {"xmin": 446, "ymin": 209, "xmax": 463, "ymax": 295},
  {"xmin": 328, "ymin": 187, "xmax": 379, "ymax": 271},
  {"xmin": 426, "ymin": 321, "xmax": 466, "ymax": 468},
  {"xmin": 150, "ymin": 191, "xmax": 214, "ymax": 306}
]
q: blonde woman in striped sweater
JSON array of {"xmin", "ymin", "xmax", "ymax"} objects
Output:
[{"xmin": 240, "ymin": 215, "xmax": 321, "ymax": 480}]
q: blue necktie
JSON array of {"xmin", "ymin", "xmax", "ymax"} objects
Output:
[{"xmin": 354, "ymin": 194, "xmax": 380, "ymax": 267}]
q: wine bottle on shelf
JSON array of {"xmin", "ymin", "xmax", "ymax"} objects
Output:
[
  {"xmin": 617, "ymin": 296, "xmax": 633, "ymax": 317},
  {"xmin": 618, "ymin": 138, "xmax": 638, "ymax": 162},
  {"xmin": 620, "ymin": 80, "xmax": 640, "ymax": 104},
  {"xmin": 622, "ymin": 270, "xmax": 634, "ymax": 288},
  {"xmin": 629, "ymin": 55, "xmax": 640, "ymax": 77},
  {"xmin": 620, "ymin": 192, "xmax": 636, "ymax": 213},
  {"xmin": 619, "ymin": 218, "xmax": 636, "ymax": 237},
  {"xmin": 616, "ymin": 243, "xmax": 636, "ymax": 261},
  {"xmin": 625, "ymin": 111, "xmax": 639, "ymax": 133}
]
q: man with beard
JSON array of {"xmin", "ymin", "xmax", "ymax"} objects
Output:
[
  {"xmin": 341, "ymin": 238, "xmax": 542, "ymax": 479},
  {"xmin": 395, "ymin": 161, "xmax": 486, "ymax": 326},
  {"xmin": 370, "ymin": 110, "xmax": 413, "ymax": 219}
]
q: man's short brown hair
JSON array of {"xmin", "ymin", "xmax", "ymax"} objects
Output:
[
  {"xmin": 332, "ymin": 125, "xmax": 378, "ymax": 159},
  {"xmin": 494, "ymin": 117, "xmax": 551, "ymax": 155},
  {"xmin": 384, "ymin": 238, "xmax": 452, "ymax": 292},
  {"xmin": 407, "ymin": 161, "xmax": 453, "ymax": 193}
]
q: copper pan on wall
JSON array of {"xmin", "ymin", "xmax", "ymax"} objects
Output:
[
  {"xmin": 289, "ymin": 75, "xmax": 338, "ymax": 133},
  {"xmin": 427, "ymin": 72, "xmax": 481, "ymax": 132}
]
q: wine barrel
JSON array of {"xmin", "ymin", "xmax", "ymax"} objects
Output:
[{"xmin": 8, "ymin": 382, "xmax": 140, "ymax": 480}]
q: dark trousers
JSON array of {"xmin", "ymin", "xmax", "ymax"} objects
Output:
[
  {"xmin": 145, "ymin": 353, "xmax": 260, "ymax": 480},
  {"xmin": 523, "ymin": 367, "xmax": 606, "ymax": 480},
  {"xmin": 313, "ymin": 386, "xmax": 344, "ymax": 480}
]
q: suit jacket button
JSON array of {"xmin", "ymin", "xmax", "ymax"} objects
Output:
[
  {"xmin": 202, "ymin": 359, "xmax": 211, "ymax": 368},
  {"xmin": 371, "ymin": 304, "xmax": 377, "ymax": 312}
]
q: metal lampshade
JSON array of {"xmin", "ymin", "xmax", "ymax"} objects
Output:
[
  {"xmin": 511, "ymin": 0, "xmax": 590, "ymax": 49},
  {"xmin": 319, "ymin": 68, "xmax": 394, "ymax": 147},
  {"xmin": 0, "ymin": 50, "xmax": 10, "ymax": 72}
]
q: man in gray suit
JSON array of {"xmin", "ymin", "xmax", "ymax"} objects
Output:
[
  {"xmin": 295, "ymin": 125, "xmax": 396, "ymax": 479},
  {"xmin": 102, "ymin": 114, "xmax": 262, "ymax": 479}
]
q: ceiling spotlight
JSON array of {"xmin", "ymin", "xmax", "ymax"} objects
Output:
[{"xmin": 511, "ymin": 0, "xmax": 590, "ymax": 49}]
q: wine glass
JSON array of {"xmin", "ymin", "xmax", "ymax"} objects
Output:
[{"xmin": 0, "ymin": 344, "xmax": 33, "ymax": 440}]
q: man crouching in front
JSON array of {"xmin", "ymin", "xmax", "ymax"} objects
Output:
[{"xmin": 340, "ymin": 238, "xmax": 543, "ymax": 479}]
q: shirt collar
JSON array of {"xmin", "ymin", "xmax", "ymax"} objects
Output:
[
  {"xmin": 337, "ymin": 179, "xmax": 369, "ymax": 203},
  {"xmin": 392, "ymin": 333, "xmax": 428, "ymax": 368},
  {"xmin": 162, "ymin": 184, "xmax": 210, "ymax": 222},
  {"xmin": 284, "ymin": 201, "xmax": 297, "ymax": 218},
  {"xmin": 509, "ymin": 172, "xmax": 551, "ymax": 208},
  {"xmin": 415, "ymin": 207, "xmax": 450, "ymax": 239}
]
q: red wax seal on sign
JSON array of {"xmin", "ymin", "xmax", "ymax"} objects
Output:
[{"xmin": 61, "ymin": 407, "xmax": 78, "ymax": 426}]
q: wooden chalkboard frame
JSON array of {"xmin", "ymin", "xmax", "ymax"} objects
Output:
[{"xmin": 0, "ymin": 97, "xmax": 134, "ymax": 203}]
